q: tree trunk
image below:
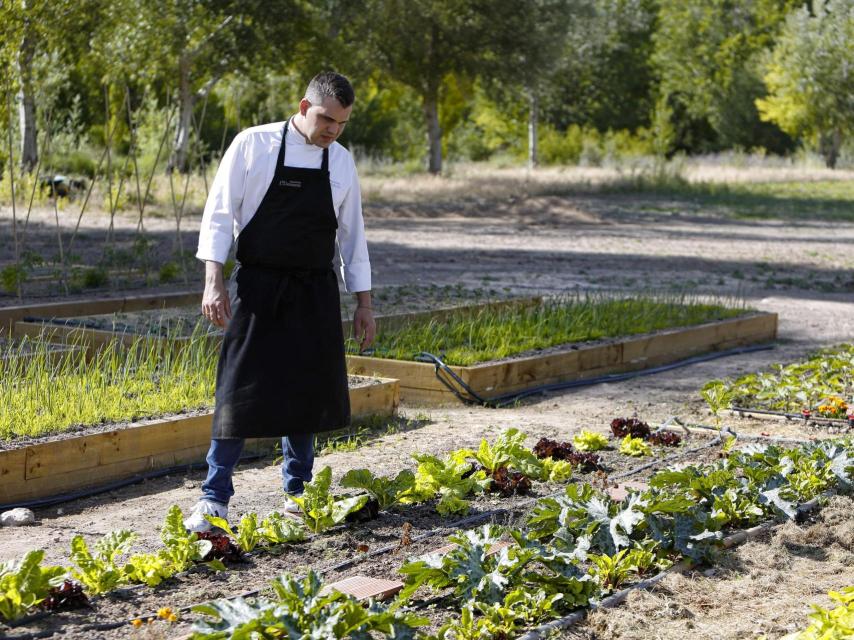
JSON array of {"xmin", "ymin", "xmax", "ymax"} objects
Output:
[
  {"xmin": 527, "ymin": 87, "xmax": 538, "ymax": 169},
  {"xmin": 17, "ymin": 28, "xmax": 37, "ymax": 173},
  {"xmin": 820, "ymin": 129, "xmax": 842, "ymax": 170},
  {"xmin": 168, "ymin": 55, "xmax": 194, "ymax": 174},
  {"xmin": 423, "ymin": 90, "xmax": 442, "ymax": 175}
]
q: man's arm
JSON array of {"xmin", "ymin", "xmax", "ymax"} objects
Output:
[
  {"xmin": 353, "ymin": 290, "xmax": 375, "ymax": 351},
  {"xmin": 197, "ymin": 131, "xmax": 247, "ymax": 327},
  {"xmin": 203, "ymin": 260, "xmax": 231, "ymax": 328}
]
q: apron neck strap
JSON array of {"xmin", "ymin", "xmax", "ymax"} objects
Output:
[{"xmin": 279, "ymin": 119, "xmax": 330, "ymax": 173}]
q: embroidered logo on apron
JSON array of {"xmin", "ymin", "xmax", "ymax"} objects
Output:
[{"xmin": 279, "ymin": 179, "xmax": 303, "ymax": 188}]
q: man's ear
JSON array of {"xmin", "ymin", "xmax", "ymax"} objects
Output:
[{"xmin": 298, "ymin": 98, "xmax": 311, "ymax": 116}]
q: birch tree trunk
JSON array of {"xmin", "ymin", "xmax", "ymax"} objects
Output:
[
  {"xmin": 423, "ymin": 88, "xmax": 442, "ymax": 175},
  {"xmin": 527, "ymin": 87, "xmax": 538, "ymax": 169},
  {"xmin": 168, "ymin": 54, "xmax": 195, "ymax": 174},
  {"xmin": 17, "ymin": 27, "xmax": 38, "ymax": 173}
]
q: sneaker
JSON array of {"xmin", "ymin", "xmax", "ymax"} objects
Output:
[
  {"xmin": 183, "ymin": 499, "xmax": 228, "ymax": 533},
  {"xmin": 283, "ymin": 493, "xmax": 303, "ymax": 515}
]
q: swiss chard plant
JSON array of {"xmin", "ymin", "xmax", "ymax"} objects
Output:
[
  {"xmin": 340, "ymin": 468, "xmax": 416, "ymax": 511},
  {"xmin": 0, "ymin": 550, "xmax": 66, "ymax": 621},
  {"xmin": 160, "ymin": 505, "xmax": 213, "ymax": 572},
  {"xmin": 69, "ymin": 530, "xmax": 136, "ymax": 595},
  {"xmin": 456, "ymin": 428, "xmax": 544, "ymax": 479},
  {"xmin": 291, "ymin": 466, "xmax": 369, "ymax": 533},
  {"xmin": 619, "ymin": 434, "xmax": 653, "ymax": 457}
]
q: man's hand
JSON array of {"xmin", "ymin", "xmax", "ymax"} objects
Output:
[
  {"xmin": 353, "ymin": 290, "xmax": 376, "ymax": 351},
  {"xmin": 203, "ymin": 260, "xmax": 232, "ymax": 328}
]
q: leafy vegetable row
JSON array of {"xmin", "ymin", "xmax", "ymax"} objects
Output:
[
  {"xmin": 782, "ymin": 586, "xmax": 854, "ymax": 640},
  {"xmin": 703, "ymin": 343, "xmax": 854, "ymax": 418},
  {"xmin": 189, "ymin": 437, "xmax": 854, "ymax": 639}
]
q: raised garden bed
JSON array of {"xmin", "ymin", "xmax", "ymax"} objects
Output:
[
  {"xmin": 13, "ymin": 293, "xmax": 538, "ymax": 357},
  {"xmin": 347, "ymin": 295, "xmax": 778, "ymax": 404},
  {"xmin": 0, "ymin": 376, "xmax": 399, "ymax": 507}
]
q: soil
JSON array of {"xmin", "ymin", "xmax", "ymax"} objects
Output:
[
  {"xmin": 562, "ymin": 494, "xmax": 854, "ymax": 640},
  {"xmin": 1, "ymin": 173, "xmax": 854, "ymax": 637}
]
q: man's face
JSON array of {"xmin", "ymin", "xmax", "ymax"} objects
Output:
[{"xmin": 299, "ymin": 95, "xmax": 352, "ymax": 148}]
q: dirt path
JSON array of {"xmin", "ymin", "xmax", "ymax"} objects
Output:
[{"xmin": 1, "ymin": 177, "xmax": 853, "ymax": 637}]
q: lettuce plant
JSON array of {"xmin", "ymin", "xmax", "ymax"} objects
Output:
[
  {"xmin": 0, "ymin": 550, "xmax": 66, "ymax": 621},
  {"xmin": 291, "ymin": 466, "xmax": 369, "ymax": 533},
  {"xmin": 160, "ymin": 506, "xmax": 212, "ymax": 572},
  {"xmin": 619, "ymin": 435, "xmax": 653, "ymax": 457},
  {"xmin": 410, "ymin": 453, "xmax": 490, "ymax": 515},
  {"xmin": 573, "ymin": 430, "xmax": 609, "ymax": 452},
  {"xmin": 340, "ymin": 468, "xmax": 416, "ymax": 511}
]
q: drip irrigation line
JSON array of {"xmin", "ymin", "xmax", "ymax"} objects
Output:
[
  {"xmin": 516, "ymin": 490, "xmax": 833, "ymax": 640},
  {"xmin": 417, "ymin": 343, "xmax": 775, "ymax": 408},
  {"xmin": 660, "ymin": 415, "xmax": 827, "ymax": 446},
  {"xmin": 731, "ymin": 405, "xmax": 854, "ymax": 428},
  {"xmin": 2, "ymin": 433, "xmax": 722, "ymax": 639}
]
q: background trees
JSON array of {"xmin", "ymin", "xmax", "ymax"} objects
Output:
[{"xmin": 0, "ymin": 0, "xmax": 851, "ymax": 177}]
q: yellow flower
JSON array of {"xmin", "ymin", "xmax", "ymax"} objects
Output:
[
  {"xmin": 131, "ymin": 619, "xmax": 143, "ymax": 628},
  {"xmin": 167, "ymin": 613, "xmax": 179, "ymax": 623},
  {"xmin": 157, "ymin": 607, "xmax": 173, "ymax": 620}
]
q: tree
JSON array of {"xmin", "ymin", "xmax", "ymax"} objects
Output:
[
  {"xmin": 756, "ymin": 0, "xmax": 854, "ymax": 168},
  {"xmin": 100, "ymin": 0, "xmax": 307, "ymax": 173},
  {"xmin": 0, "ymin": 0, "xmax": 97, "ymax": 172},
  {"xmin": 352, "ymin": 0, "xmax": 529, "ymax": 174},
  {"xmin": 652, "ymin": 0, "xmax": 796, "ymax": 152}
]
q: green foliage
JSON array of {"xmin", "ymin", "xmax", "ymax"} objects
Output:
[
  {"xmin": 123, "ymin": 552, "xmax": 174, "ymax": 588},
  {"xmin": 399, "ymin": 524, "xmax": 597, "ymax": 608},
  {"xmin": 653, "ymin": 0, "xmax": 795, "ymax": 151},
  {"xmin": 205, "ymin": 513, "xmax": 263, "ymax": 553},
  {"xmin": 291, "ymin": 466, "xmax": 369, "ymax": 534},
  {"xmin": 0, "ymin": 324, "xmax": 219, "ymax": 440},
  {"xmin": 191, "ymin": 570, "xmax": 427, "ymax": 639},
  {"xmin": 709, "ymin": 344, "xmax": 854, "ymax": 415},
  {"xmin": 701, "ymin": 380, "xmax": 734, "ymax": 428},
  {"xmin": 456, "ymin": 428, "xmax": 544, "ymax": 479},
  {"xmin": 573, "ymin": 430, "xmax": 609, "ymax": 452},
  {"xmin": 258, "ymin": 512, "xmax": 306, "ymax": 546},
  {"xmin": 160, "ymin": 506, "xmax": 212, "ymax": 572},
  {"xmin": 357, "ymin": 294, "xmax": 748, "ymax": 366},
  {"xmin": 541, "ymin": 457, "xmax": 574, "ymax": 482},
  {"xmin": 588, "ymin": 549, "xmax": 636, "ymax": 591},
  {"xmin": 69, "ymin": 530, "xmax": 135, "ymax": 595},
  {"xmin": 410, "ymin": 452, "xmax": 490, "ymax": 515},
  {"xmin": 0, "ymin": 550, "xmax": 66, "ymax": 621},
  {"xmin": 782, "ymin": 586, "xmax": 854, "ymax": 640},
  {"xmin": 757, "ymin": 0, "xmax": 854, "ymax": 167},
  {"xmin": 619, "ymin": 435, "xmax": 653, "ymax": 457},
  {"xmin": 340, "ymin": 468, "xmax": 416, "ymax": 511}
]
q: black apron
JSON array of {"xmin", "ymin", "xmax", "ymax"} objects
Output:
[{"xmin": 211, "ymin": 120, "xmax": 350, "ymax": 438}]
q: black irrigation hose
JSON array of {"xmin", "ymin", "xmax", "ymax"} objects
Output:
[
  {"xmin": 417, "ymin": 343, "xmax": 775, "ymax": 408},
  {"xmin": 2, "ymin": 431, "xmax": 724, "ymax": 639}
]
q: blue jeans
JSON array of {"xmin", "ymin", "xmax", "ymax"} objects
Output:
[{"xmin": 201, "ymin": 433, "xmax": 314, "ymax": 505}]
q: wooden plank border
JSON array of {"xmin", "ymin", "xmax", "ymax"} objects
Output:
[
  {"xmin": 0, "ymin": 378, "xmax": 399, "ymax": 506},
  {"xmin": 13, "ymin": 295, "xmax": 542, "ymax": 357},
  {"xmin": 347, "ymin": 312, "xmax": 778, "ymax": 405},
  {"xmin": 0, "ymin": 290, "xmax": 203, "ymax": 335}
]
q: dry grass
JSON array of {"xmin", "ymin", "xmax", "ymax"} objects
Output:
[{"xmin": 561, "ymin": 495, "xmax": 854, "ymax": 640}]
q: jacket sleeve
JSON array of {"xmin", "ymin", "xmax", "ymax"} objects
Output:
[{"xmin": 336, "ymin": 158, "xmax": 371, "ymax": 293}]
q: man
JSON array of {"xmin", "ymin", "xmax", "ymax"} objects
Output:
[{"xmin": 184, "ymin": 72, "xmax": 375, "ymax": 533}]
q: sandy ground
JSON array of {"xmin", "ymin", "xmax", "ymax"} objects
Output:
[{"xmin": 1, "ymin": 170, "xmax": 853, "ymax": 637}]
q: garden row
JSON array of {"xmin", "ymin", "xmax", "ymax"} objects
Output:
[
  {"xmin": 3, "ymin": 423, "xmax": 852, "ymax": 639},
  {"xmin": 703, "ymin": 342, "xmax": 854, "ymax": 427}
]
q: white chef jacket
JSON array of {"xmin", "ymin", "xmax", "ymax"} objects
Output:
[{"xmin": 196, "ymin": 120, "xmax": 371, "ymax": 293}]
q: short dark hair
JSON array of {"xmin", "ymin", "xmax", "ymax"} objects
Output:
[{"xmin": 305, "ymin": 72, "xmax": 355, "ymax": 108}]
